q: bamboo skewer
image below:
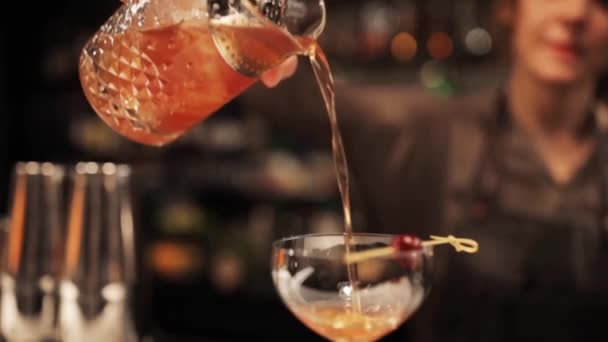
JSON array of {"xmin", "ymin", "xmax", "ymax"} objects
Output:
[{"xmin": 344, "ymin": 235, "xmax": 479, "ymax": 264}]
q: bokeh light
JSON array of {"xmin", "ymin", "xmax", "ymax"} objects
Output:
[
  {"xmin": 390, "ymin": 32, "xmax": 418, "ymax": 62},
  {"xmin": 465, "ymin": 27, "xmax": 492, "ymax": 56},
  {"xmin": 420, "ymin": 60, "xmax": 445, "ymax": 88},
  {"xmin": 420, "ymin": 60, "xmax": 454, "ymax": 96},
  {"xmin": 148, "ymin": 242, "xmax": 203, "ymax": 280},
  {"xmin": 359, "ymin": 2, "xmax": 399, "ymax": 58},
  {"xmin": 426, "ymin": 32, "xmax": 453, "ymax": 60},
  {"xmin": 360, "ymin": 1, "xmax": 400, "ymax": 36},
  {"xmin": 212, "ymin": 252, "xmax": 244, "ymax": 293}
]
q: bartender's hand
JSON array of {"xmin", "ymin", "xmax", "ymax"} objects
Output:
[{"xmin": 260, "ymin": 56, "xmax": 298, "ymax": 88}]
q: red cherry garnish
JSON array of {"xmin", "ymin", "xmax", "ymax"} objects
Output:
[
  {"xmin": 392, "ymin": 234, "xmax": 422, "ymax": 251},
  {"xmin": 392, "ymin": 234, "xmax": 422, "ymax": 269}
]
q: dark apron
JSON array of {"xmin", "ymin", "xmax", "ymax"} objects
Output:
[{"xmin": 426, "ymin": 100, "xmax": 608, "ymax": 342}]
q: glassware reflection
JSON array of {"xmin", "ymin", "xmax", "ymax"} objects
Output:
[
  {"xmin": 1, "ymin": 162, "xmax": 65, "ymax": 341},
  {"xmin": 59, "ymin": 162, "xmax": 137, "ymax": 342}
]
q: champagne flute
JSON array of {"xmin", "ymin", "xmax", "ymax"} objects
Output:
[
  {"xmin": 59, "ymin": 162, "xmax": 137, "ymax": 342},
  {"xmin": 1, "ymin": 162, "xmax": 65, "ymax": 341}
]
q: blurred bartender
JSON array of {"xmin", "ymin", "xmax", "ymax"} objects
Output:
[{"xmin": 249, "ymin": 0, "xmax": 608, "ymax": 340}]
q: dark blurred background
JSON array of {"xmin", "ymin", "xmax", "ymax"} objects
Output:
[{"xmin": 1, "ymin": 0, "xmax": 504, "ymax": 340}]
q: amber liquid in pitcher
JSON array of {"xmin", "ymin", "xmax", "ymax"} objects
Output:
[{"xmin": 80, "ymin": 19, "xmax": 301, "ymax": 146}]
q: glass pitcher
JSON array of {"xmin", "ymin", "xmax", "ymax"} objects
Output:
[{"xmin": 79, "ymin": 0, "xmax": 326, "ymax": 146}]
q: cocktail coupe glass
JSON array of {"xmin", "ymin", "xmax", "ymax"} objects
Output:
[{"xmin": 271, "ymin": 233, "xmax": 434, "ymax": 342}]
